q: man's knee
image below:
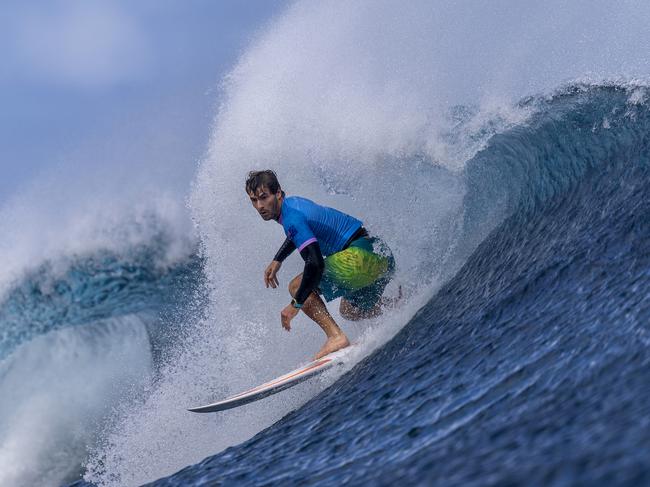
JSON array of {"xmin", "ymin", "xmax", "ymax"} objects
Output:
[
  {"xmin": 339, "ymin": 299, "xmax": 363, "ymax": 321},
  {"xmin": 340, "ymin": 298, "xmax": 383, "ymax": 321},
  {"xmin": 288, "ymin": 275, "xmax": 302, "ymax": 297}
]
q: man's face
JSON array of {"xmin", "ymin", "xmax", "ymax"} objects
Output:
[{"xmin": 248, "ymin": 186, "xmax": 281, "ymax": 221}]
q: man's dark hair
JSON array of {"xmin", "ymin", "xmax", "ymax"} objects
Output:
[{"xmin": 245, "ymin": 170, "xmax": 284, "ymax": 196}]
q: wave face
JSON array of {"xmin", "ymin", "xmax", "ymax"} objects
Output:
[{"xmin": 137, "ymin": 85, "xmax": 650, "ymax": 486}]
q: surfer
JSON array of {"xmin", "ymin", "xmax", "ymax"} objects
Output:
[{"xmin": 246, "ymin": 170, "xmax": 395, "ymax": 359}]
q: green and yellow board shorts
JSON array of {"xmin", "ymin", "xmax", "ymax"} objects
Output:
[{"xmin": 318, "ymin": 235, "xmax": 395, "ymax": 312}]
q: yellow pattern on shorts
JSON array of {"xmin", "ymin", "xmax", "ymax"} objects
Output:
[{"xmin": 324, "ymin": 246, "xmax": 389, "ymax": 291}]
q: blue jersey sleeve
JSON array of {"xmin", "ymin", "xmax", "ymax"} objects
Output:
[{"xmin": 284, "ymin": 212, "xmax": 318, "ymax": 251}]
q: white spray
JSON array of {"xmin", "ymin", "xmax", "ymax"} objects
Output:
[{"xmin": 85, "ymin": 0, "xmax": 650, "ymax": 485}]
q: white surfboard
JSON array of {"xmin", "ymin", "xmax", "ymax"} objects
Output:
[{"xmin": 188, "ymin": 347, "xmax": 353, "ymax": 413}]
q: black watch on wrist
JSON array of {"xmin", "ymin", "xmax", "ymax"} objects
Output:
[{"xmin": 291, "ymin": 298, "xmax": 303, "ymax": 309}]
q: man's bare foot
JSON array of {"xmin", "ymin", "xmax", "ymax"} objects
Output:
[{"xmin": 314, "ymin": 334, "xmax": 350, "ymax": 360}]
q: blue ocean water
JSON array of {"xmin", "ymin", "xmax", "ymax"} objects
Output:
[
  {"xmin": 0, "ymin": 244, "xmax": 204, "ymax": 363},
  {"xmin": 0, "ymin": 240, "xmax": 205, "ymax": 485},
  {"xmin": 50, "ymin": 84, "xmax": 647, "ymax": 486}
]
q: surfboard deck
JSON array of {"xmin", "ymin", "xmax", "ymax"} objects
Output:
[{"xmin": 188, "ymin": 347, "xmax": 353, "ymax": 413}]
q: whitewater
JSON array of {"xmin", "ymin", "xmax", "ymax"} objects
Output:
[{"xmin": 0, "ymin": 1, "xmax": 648, "ymax": 486}]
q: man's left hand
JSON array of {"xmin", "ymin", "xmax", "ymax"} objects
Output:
[{"xmin": 281, "ymin": 304, "xmax": 299, "ymax": 331}]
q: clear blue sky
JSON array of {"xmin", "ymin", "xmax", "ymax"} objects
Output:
[{"xmin": 0, "ymin": 0, "xmax": 289, "ymax": 202}]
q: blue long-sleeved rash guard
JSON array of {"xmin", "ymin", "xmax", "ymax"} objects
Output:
[
  {"xmin": 275, "ymin": 196, "xmax": 362, "ymax": 305},
  {"xmin": 278, "ymin": 196, "xmax": 362, "ymax": 256}
]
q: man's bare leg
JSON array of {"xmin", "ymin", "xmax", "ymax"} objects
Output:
[
  {"xmin": 339, "ymin": 285, "xmax": 403, "ymax": 321},
  {"xmin": 340, "ymin": 298, "xmax": 381, "ymax": 321},
  {"xmin": 289, "ymin": 273, "xmax": 350, "ymax": 359}
]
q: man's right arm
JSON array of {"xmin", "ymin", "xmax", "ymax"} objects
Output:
[{"xmin": 273, "ymin": 237, "xmax": 296, "ymax": 263}]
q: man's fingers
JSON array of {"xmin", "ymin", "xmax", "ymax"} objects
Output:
[
  {"xmin": 264, "ymin": 271, "xmax": 279, "ymax": 289},
  {"xmin": 264, "ymin": 268, "xmax": 279, "ymax": 289},
  {"xmin": 281, "ymin": 316, "xmax": 290, "ymax": 331}
]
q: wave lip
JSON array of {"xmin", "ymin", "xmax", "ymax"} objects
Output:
[{"xmin": 0, "ymin": 245, "xmax": 203, "ymax": 362}]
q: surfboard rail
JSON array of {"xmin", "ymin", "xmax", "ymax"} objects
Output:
[{"xmin": 188, "ymin": 348, "xmax": 352, "ymax": 413}]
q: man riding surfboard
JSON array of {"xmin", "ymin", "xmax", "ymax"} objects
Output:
[{"xmin": 246, "ymin": 170, "xmax": 395, "ymax": 359}]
